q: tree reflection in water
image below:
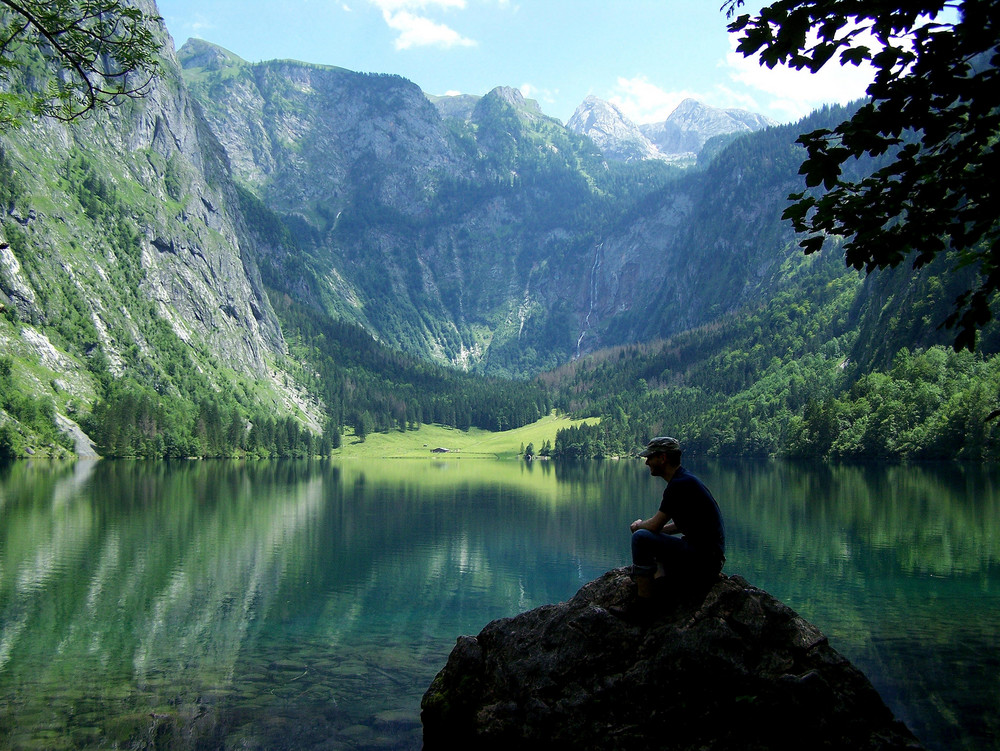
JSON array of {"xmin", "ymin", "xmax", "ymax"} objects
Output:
[{"xmin": 0, "ymin": 458, "xmax": 996, "ymax": 750}]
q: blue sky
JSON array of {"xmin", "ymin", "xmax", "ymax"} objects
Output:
[{"xmin": 156, "ymin": 0, "xmax": 877, "ymax": 125}]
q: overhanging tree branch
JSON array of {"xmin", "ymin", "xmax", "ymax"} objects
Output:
[
  {"xmin": 0, "ymin": 0, "xmax": 160, "ymax": 128},
  {"xmin": 723, "ymin": 0, "xmax": 1000, "ymax": 351}
]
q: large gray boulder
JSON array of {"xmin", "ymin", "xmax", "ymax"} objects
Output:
[{"xmin": 421, "ymin": 569, "xmax": 923, "ymax": 750}]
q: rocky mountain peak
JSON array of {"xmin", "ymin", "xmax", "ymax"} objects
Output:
[
  {"xmin": 566, "ymin": 95, "xmax": 661, "ymax": 163},
  {"xmin": 566, "ymin": 93, "xmax": 776, "ymax": 163},
  {"xmin": 667, "ymin": 97, "xmax": 716, "ymax": 123},
  {"xmin": 489, "ymin": 85, "xmax": 527, "ymax": 109},
  {"xmin": 640, "ymin": 97, "xmax": 777, "ymax": 159},
  {"xmin": 472, "ymin": 86, "xmax": 547, "ymax": 122},
  {"xmin": 671, "ymin": 97, "xmax": 774, "ymax": 134},
  {"xmin": 176, "ymin": 38, "xmax": 246, "ymax": 72}
]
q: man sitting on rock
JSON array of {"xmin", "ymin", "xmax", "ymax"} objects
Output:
[{"xmin": 615, "ymin": 436, "xmax": 726, "ymax": 622}]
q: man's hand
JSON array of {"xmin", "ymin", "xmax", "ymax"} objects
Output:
[{"xmin": 631, "ymin": 511, "xmax": 671, "ymax": 535}]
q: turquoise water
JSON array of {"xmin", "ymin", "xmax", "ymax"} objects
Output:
[{"xmin": 0, "ymin": 458, "xmax": 997, "ymax": 749}]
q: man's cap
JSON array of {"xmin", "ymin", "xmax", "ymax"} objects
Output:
[{"xmin": 638, "ymin": 436, "xmax": 681, "ymax": 457}]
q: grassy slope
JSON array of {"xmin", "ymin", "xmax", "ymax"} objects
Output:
[{"xmin": 333, "ymin": 412, "xmax": 598, "ymax": 459}]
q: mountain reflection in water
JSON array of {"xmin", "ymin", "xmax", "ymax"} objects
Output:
[{"xmin": 0, "ymin": 458, "xmax": 996, "ymax": 750}]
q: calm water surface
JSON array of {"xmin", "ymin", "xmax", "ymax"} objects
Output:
[{"xmin": 0, "ymin": 458, "xmax": 997, "ymax": 750}]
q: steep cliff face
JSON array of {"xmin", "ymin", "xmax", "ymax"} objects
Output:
[
  {"xmin": 0, "ymin": 4, "xmax": 314, "ymax": 453},
  {"xmin": 180, "ymin": 46, "xmax": 616, "ymax": 372},
  {"xmin": 570, "ymin": 115, "xmax": 818, "ymax": 348},
  {"xmin": 179, "ymin": 43, "xmax": 824, "ymax": 375},
  {"xmin": 180, "ymin": 41, "xmax": 475, "ymax": 358},
  {"xmin": 180, "ymin": 41, "xmax": 469, "ymax": 219},
  {"xmin": 116, "ymin": 41, "xmax": 285, "ymax": 376}
]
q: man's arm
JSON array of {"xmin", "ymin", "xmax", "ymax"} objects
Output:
[{"xmin": 631, "ymin": 511, "xmax": 676, "ymax": 534}]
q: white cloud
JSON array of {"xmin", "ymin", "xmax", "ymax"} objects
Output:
[
  {"xmin": 180, "ymin": 12, "xmax": 215, "ymax": 37},
  {"xmin": 721, "ymin": 31, "xmax": 876, "ymax": 122},
  {"xmin": 367, "ymin": 0, "xmax": 475, "ymax": 50},
  {"xmin": 519, "ymin": 82, "xmax": 555, "ymax": 106},
  {"xmin": 608, "ymin": 76, "xmax": 699, "ymax": 124},
  {"xmin": 711, "ymin": 83, "xmax": 762, "ymax": 112},
  {"xmin": 606, "ymin": 21, "xmax": 892, "ymax": 125},
  {"xmin": 383, "ymin": 10, "xmax": 475, "ymax": 49}
]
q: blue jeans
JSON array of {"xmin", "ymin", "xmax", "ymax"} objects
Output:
[{"xmin": 631, "ymin": 529, "xmax": 722, "ymax": 581}]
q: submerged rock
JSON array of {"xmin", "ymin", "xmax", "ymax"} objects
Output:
[{"xmin": 421, "ymin": 569, "xmax": 923, "ymax": 750}]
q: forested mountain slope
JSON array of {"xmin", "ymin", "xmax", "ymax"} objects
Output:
[
  {"xmin": 0, "ymin": 4, "xmax": 548, "ymax": 459},
  {"xmin": 1, "ymin": 4, "xmax": 997, "ymax": 462},
  {"xmin": 183, "ymin": 41, "xmax": 967, "ymax": 385},
  {"xmin": 0, "ymin": 1, "xmax": 307, "ymax": 458},
  {"xmin": 547, "ymin": 240, "xmax": 1000, "ymax": 461},
  {"xmin": 179, "ymin": 39, "xmax": 686, "ymax": 376},
  {"xmin": 180, "ymin": 41, "xmax": 863, "ymax": 377}
]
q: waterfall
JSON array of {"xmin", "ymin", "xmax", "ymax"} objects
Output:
[{"xmin": 575, "ymin": 242, "xmax": 603, "ymax": 359}]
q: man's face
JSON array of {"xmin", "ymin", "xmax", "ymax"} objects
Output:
[{"xmin": 644, "ymin": 453, "xmax": 669, "ymax": 477}]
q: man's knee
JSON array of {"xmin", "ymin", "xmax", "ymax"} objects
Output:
[
  {"xmin": 631, "ymin": 529, "xmax": 655, "ymax": 544},
  {"xmin": 631, "ymin": 529, "xmax": 658, "ymax": 556},
  {"xmin": 630, "ymin": 529, "xmax": 659, "ymax": 575}
]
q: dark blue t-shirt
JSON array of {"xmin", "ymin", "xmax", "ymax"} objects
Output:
[{"xmin": 658, "ymin": 466, "xmax": 725, "ymax": 559}]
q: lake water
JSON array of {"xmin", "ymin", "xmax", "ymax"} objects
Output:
[{"xmin": 0, "ymin": 458, "xmax": 997, "ymax": 750}]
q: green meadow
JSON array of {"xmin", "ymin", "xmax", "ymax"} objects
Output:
[{"xmin": 333, "ymin": 413, "xmax": 599, "ymax": 459}]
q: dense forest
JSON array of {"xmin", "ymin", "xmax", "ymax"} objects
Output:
[{"xmin": 549, "ymin": 247, "xmax": 1000, "ymax": 462}]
